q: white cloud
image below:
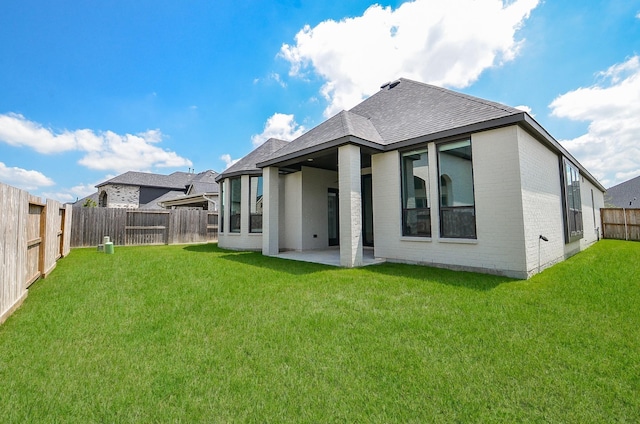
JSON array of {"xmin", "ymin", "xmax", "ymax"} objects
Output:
[
  {"xmin": 0, "ymin": 113, "xmax": 192, "ymax": 173},
  {"xmin": 0, "ymin": 161, "xmax": 55, "ymax": 191},
  {"xmin": 42, "ymin": 179, "xmax": 110, "ymax": 204},
  {"xmin": 550, "ymin": 56, "xmax": 640, "ymax": 187},
  {"xmin": 280, "ymin": 0, "xmax": 539, "ymax": 117},
  {"xmin": 220, "ymin": 154, "xmax": 240, "ymax": 170},
  {"xmin": 251, "ymin": 113, "xmax": 306, "ymax": 147},
  {"xmin": 40, "ymin": 191, "xmax": 76, "ymax": 203}
]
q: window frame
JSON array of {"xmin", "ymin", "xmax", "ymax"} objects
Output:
[
  {"xmin": 229, "ymin": 177, "xmax": 242, "ymax": 233},
  {"xmin": 249, "ymin": 175, "xmax": 263, "ymax": 233},
  {"xmin": 437, "ymin": 138, "xmax": 477, "ymax": 239},
  {"xmin": 219, "ymin": 181, "xmax": 225, "ymax": 233},
  {"xmin": 400, "ymin": 148, "xmax": 431, "ymax": 237},
  {"xmin": 561, "ymin": 158, "xmax": 583, "ymax": 243}
]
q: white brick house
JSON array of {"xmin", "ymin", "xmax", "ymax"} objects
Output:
[{"xmin": 216, "ymin": 79, "xmax": 605, "ymax": 279}]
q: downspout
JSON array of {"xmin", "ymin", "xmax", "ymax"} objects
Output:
[{"xmin": 202, "ymin": 194, "xmax": 217, "ymax": 212}]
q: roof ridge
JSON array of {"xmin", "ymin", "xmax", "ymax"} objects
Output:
[{"xmin": 338, "ymin": 110, "xmax": 353, "ymax": 136}]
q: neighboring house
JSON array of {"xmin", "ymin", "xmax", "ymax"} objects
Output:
[
  {"xmin": 605, "ymin": 175, "xmax": 640, "ymax": 207},
  {"xmin": 76, "ymin": 170, "xmax": 219, "ymax": 210},
  {"xmin": 215, "ymin": 78, "xmax": 605, "ymax": 279}
]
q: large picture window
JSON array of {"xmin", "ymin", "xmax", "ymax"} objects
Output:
[
  {"xmin": 401, "ymin": 149, "xmax": 431, "ymax": 237},
  {"xmin": 438, "ymin": 139, "xmax": 476, "ymax": 239},
  {"xmin": 563, "ymin": 158, "xmax": 583, "ymax": 243},
  {"xmin": 249, "ymin": 176, "xmax": 263, "ymax": 233},
  {"xmin": 229, "ymin": 177, "xmax": 241, "ymax": 233}
]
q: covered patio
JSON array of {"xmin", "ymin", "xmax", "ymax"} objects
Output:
[{"xmin": 274, "ymin": 247, "xmax": 385, "ymax": 267}]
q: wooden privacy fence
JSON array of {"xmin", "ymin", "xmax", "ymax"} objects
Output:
[
  {"xmin": 71, "ymin": 208, "xmax": 218, "ymax": 247},
  {"xmin": 601, "ymin": 208, "xmax": 640, "ymax": 241},
  {"xmin": 1, "ymin": 182, "xmax": 72, "ymax": 325}
]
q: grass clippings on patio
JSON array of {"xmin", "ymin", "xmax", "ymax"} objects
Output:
[{"xmin": 0, "ymin": 240, "xmax": 639, "ymax": 422}]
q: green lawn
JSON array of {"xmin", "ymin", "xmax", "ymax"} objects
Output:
[{"xmin": 1, "ymin": 240, "xmax": 639, "ymax": 422}]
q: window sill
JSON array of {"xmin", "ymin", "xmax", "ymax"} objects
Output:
[
  {"xmin": 439, "ymin": 237, "xmax": 478, "ymax": 244},
  {"xmin": 400, "ymin": 236, "xmax": 432, "ymax": 242}
]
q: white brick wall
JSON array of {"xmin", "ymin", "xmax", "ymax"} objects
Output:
[
  {"xmin": 517, "ymin": 127, "xmax": 566, "ymax": 275},
  {"xmin": 373, "ymin": 126, "xmax": 529, "ymax": 278},
  {"xmin": 473, "ymin": 126, "xmax": 528, "ymax": 275},
  {"xmin": 576, "ymin": 176, "xmax": 604, "ymax": 252},
  {"xmin": 282, "ymin": 172, "xmax": 303, "ymax": 250},
  {"xmin": 372, "ymin": 125, "xmax": 604, "ymax": 278},
  {"xmin": 338, "ymin": 144, "xmax": 363, "ymax": 267}
]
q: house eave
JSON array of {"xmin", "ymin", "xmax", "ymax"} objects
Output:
[
  {"xmin": 256, "ymin": 136, "xmax": 384, "ymax": 169},
  {"xmin": 518, "ymin": 114, "xmax": 605, "ymax": 192},
  {"xmin": 215, "ymin": 169, "xmax": 263, "ymax": 182}
]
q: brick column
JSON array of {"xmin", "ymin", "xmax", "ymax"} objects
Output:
[
  {"xmin": 338, "ymin": 144, "xmax": 363, "ymax": 267},
  {"xmin": 262, "ymin": 166, "xmax": 280, "ymax": 256}
]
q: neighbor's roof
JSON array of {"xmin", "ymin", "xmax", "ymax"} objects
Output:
[
  {"xmin": 605, "ymin": 175, "xmax": 640, "ymax": 207},
  {"xmin": 216, "ymin": 138, "xmax": 290, "ymax": 181},
  {"xmin": 96, "ymin": 170, "xmax": 219, "ymax": 192},
  {"xmin": 187, "ymin": 170, "xmax": 219, "ymax": 194},
  {"xmin": 96, "ymin": 171, "xmax": 194, "ymax": 189}
]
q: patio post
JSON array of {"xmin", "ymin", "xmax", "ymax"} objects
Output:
[
  {"xmin": 262, "ymin": 166, "xmax": 280, "ymax": 256},
  {"xmin": 338, "ymin": 144, "xmax": 363, "ymax": 267}
]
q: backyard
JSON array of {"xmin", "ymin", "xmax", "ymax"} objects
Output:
[{"xmin": 0, "ymin": 240, "xmax": 638, "ymax": 422}]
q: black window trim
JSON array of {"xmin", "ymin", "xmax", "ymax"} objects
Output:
[
  {"xmin": 561, "ymin": 157, "xmax": 584, "ymax": 243},
  {"xmin": 399, "ymin": 147, "xmax": 432, "ymax": 237},
  {"xmin": 436, "ymin": 138, "xmax": 477, "ymax": 239}
]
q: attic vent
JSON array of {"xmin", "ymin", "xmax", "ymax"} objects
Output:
[{"xmin": 380, "ymin": 80, "xmax": 401, "ymax": 90}]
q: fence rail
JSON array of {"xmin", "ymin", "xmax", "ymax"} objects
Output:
[
  {"xmin": 601, "ymin": 208, "xmax": 640, "ymax": 241},
  {"xmin": 1, "ymin": 182, "xmax": 72, "ymax": 325},
  {"xmin": 71, "ymin": 208, "xmax": 218, "ymax": 247}
]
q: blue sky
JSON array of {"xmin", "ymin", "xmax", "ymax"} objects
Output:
[{"xmin": 1, "ymin": 0, "xmax": 639, "ymax": 202}]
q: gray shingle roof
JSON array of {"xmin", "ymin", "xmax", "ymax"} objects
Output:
[
  {"xmin": 97, "ymin": 170, "xmax": 219, "ymax": 192},
  {"xmin": 262, "ymin": 111, "xmax": 383, "ymax": 162},
  {"xmin": 187, "ymin": 170, "xmax": 219, "ymax": 194},
  {"xmin": 97, "ymin": 171, "xmax": 193, "ymax": 190},
  {"xmin": 350, "ymin": 78, "xmax": 523, "ymax": 146},
  {"xmin": 239, "ymin": 78, "xmax": 602, "ymax": 191},
  {"xmin": 216, "ymin": 138, "xmax": 290, "ymax": 181},
  {"xmin": 605, "ymin": 175, "xmax": 640, "ymax": 207},
  {"xmin": 257, "ymin": 78, "xmax": 524, "ymax": 168}
]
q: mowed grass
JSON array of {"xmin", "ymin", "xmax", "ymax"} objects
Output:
[{"xmin": 0, "ymin": 240, "xmax": 639, "ymax": 422}]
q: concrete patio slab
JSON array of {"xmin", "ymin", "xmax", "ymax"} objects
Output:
[{"xmin": 274, "ymin": 247, "xmax": 385, "ymax": 267}]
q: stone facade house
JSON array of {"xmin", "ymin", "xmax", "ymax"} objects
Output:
[{"xmin": 78, "ymin": 170, "xmax": 219, "ymax": 210}]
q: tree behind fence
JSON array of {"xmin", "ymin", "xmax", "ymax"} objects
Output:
[{"xmin": 71, "ymin": 208, "xmax": 218, "ymax": 247}]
